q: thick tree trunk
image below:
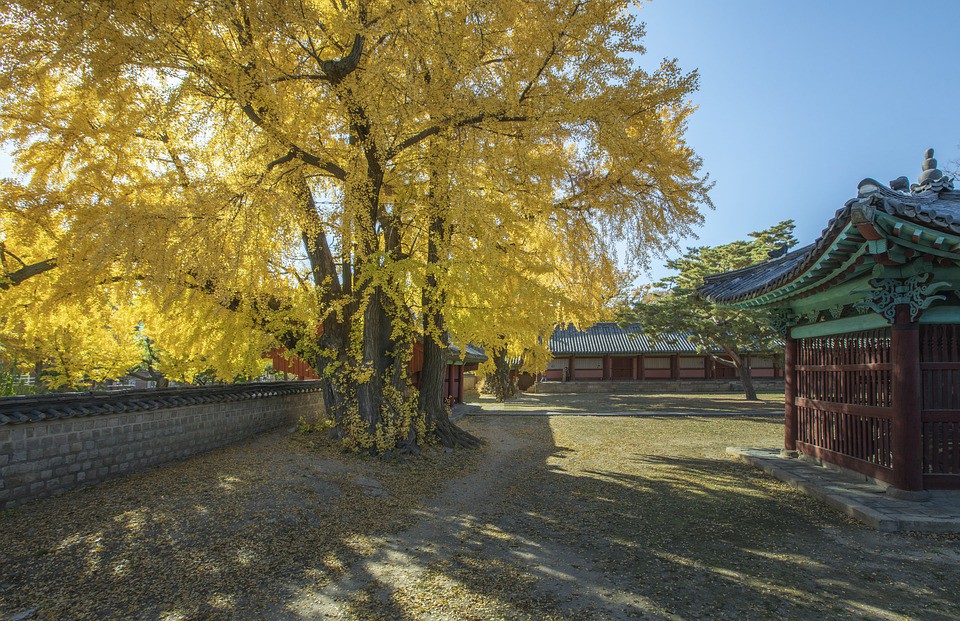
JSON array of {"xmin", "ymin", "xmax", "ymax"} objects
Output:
[
  {"xmin": 722, "ymin": 347, "xmax": 758, "ymax": 401},
  {"xmin": 312, "ymin": 323, "xmax": 347, "ymax": 430},
  {"xmin": 356, "ymin": 286, "xmax": 390, "ymax": 435},
  {"xmin": 419, "ymin": 213, "xmax": 481, "ymax": 448},
  {"xmin": 486, "ymin": 349, "xmax": 517, "ymax": 402},
  {"xmin": 419, "ymin": 329, "xmax": 481, "ymax": 449},
  {"xmin": 352, "ymin": 143, "xmax": 394, "ymax": 436}
]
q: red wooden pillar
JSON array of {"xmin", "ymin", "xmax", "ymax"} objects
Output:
[
  {"xmin": 638, "ymin": 355, "xmax": 645, "ymax": 380},
  {"xmin": 456, "ymin": 365, "xmax": 465, "ymax": 404},
  {"xmin": 569, "ymin": 356, "xmax": 576, "ymax": 381},
  {"xmin": 670, "ymin": 355, "xmax": 679, "ymax": 381},
  {"xmin": 446, "ymin": 363, "xmax": 454, "ymax": 402},
  {"xmin": 631, "ymin": 356, "xmax": 638, "ymax": 380},
  {"xmin": 784, "ymin": 332, "xmax": 798, "ymax": 454},
  {"xmin": 603, "ymin": 355, "xmax": 611, "ymax": 381},
  {"xmin": 891, "ymin": 305, "xmax": 923, "ymax": 491}
]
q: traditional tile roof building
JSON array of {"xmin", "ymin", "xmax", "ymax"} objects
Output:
[
  {"xmin": 542, "ymin": 322, "xmax": 781, "ymax": 382},
  {"xmin": 268, "ymin": 341, "xmax": 487, "ymax": 405},
  {"xmin": 700, "ymin": 148, "xmax": 960, "ymax": 494}
]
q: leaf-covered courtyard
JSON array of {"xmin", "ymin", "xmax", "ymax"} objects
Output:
[{"xmin": 2, "ymin": 395, "xmax": 958, "ymax": 620}]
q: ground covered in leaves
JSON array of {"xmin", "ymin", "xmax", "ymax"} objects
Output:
[{"xmin": 2, "ymin": 393, "xmax": 959, "ymax": 620}]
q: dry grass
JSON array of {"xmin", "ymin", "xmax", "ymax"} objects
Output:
[
  {"xmin": 470, "ymin": 391, "xmax": 785, "ymax": 413},
  {"xmin": 2, "ymin": 396, "xmax": 959, "ymax": 620}
]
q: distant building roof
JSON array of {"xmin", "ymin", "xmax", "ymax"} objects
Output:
[
  {"xmin": 449, "ymin": 343, "xmax": 488, "ymax": 365},
  {"xmin": 548, "ymin": 323, "xmax": 700, "ymax": 356}
]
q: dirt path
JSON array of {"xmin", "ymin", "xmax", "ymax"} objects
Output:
[
  {"xmin": 275, "ymin": 424, "xmax": 600, "ymax": 619},
  {"xmin": 279, "ymin": 421, "xmax": 530, "ymax": 618},
  {"xmin": 281, "ymin": 417, "xmax": 660, "ymax": 620},
  {"xmin": 284, "ymin": 411, "xmax": 960, "ymax": 621}
]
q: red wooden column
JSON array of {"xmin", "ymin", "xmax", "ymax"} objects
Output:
[
  {"xmin": 456, "ymin": 365, "xmax": 465, "ymax": 404},
  {"xmin": 603, "ymin": 355, "xmax": 611, "ymax": 381},
  {"xmin": 569, "ymin": 356, "xmax": 576, "ymax": 381},
  {"xmin": 891, "ymin": 305, "xmax": 924, "ymax": 492},
  {"xmin": 783, "ymin": 332, "xmax": 798, "ymax": 454},
  {"xmin": 638, "ymin": 355, "xmax": 645, "ymax": 380},
  {"xmin": 669, "ymin": 355, "xmax": 679, "ymax": 381},
  {"xmin": 447, "ymin": 364, "xmax": 455, "ymax": 402},
  {"xmin": 631, "ymin": 356, "xmax": 638, "ymax": 380}
]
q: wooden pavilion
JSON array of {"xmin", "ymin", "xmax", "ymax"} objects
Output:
[{"xmin": 700, "ymin": 149, "xmax": 960, "ymax": 494}]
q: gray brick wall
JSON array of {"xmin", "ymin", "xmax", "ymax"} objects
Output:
[{"xmin": 0, "ymin": 390, "xmax": 325, "ymax": 510}]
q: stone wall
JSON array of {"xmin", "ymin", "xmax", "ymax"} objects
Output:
[
  {"xmin": 0, "ymin": 382, "xmax": 325, "ymax": 510},
  {"xmin": 529, "ymin": 379, "xmax": 785, "ymax": 394}
]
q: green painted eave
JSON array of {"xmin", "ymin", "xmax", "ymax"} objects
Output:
[
  {"xmin": 724, "ymin": 222, "xmax": 868, "ymax": 310},
  {"xmin": 790, "ymin": 305, "xmax": 960, "ymax": 339},
  {"xmin": 724, "ymin": 211, "xmax": 960, "ymax": 312},
  {"xmin": 874, "ymin": 211, "xmax": 960, "ymax": 261},
  {"xmin": 787, "ymin": 274, "xmax": 875, "ymax": 315},
  {"xmin": 790, "ymin": 313, "xmax": 889, "ymax": 339}
]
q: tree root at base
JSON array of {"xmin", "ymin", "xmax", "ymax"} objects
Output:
[{"xmin": 428, "ymin": 407, "xmax": 483, "ymax": 449}]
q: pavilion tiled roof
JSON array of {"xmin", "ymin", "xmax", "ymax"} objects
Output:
[
  {"xmin": 699, "ymin": 170, "xmax": 960, "ymax": 306},
  {"xmin": 696, "ymin": 245, "xmax": 814, "ymax": 306}
]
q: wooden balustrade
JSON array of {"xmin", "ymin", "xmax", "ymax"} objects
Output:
[
  {"xmin": 795, "ymin": 329, "xmax": 895, "ymax": 482},
  {"xmin": 920, "ymin": 324, "xmax": 960, "ymax": 485},
  {"xmin": 792, "ymin": 324, "xmax": 960, "ymax": 488}
]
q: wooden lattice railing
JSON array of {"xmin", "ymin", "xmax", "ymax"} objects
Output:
[
  {"xmin": 920, "ymin": 324, "xmax": 960, "ymax": 480},
  {"xmin": 795, "ymin": 329, "xmax": 894, "ymax": 479}
]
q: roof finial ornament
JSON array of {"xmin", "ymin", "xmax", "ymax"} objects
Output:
[
  {"xmin": 889, "ymin": 176, "xmax": 909, "ymax": 192},
  {"xmin": 910, "ymin": 147, "xmax": 954, "ymax": 194}
]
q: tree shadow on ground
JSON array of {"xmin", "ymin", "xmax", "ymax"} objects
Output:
[
  {"xmin": 0, "ymin": 430, "xmax": 470, "ymax": 620},
  {"xmin": 1, "ymin": 415, "xmax": 959, "ymax": 620},
  {"xmin": 297, "ymin": 416, "xmax": 960, "ymax": 620}
]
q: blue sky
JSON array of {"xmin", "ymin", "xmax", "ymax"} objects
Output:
[{"xmin": 633, "ymin": 0, "xmax": 960, "ymax": 282}]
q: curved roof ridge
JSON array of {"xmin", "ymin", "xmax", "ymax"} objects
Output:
[
  {"xmin": 698, "ymin": 178, "xmax": 960, "ymax": 305},
  {"xmin": 700, "ymin": 244, "xmax": 815, "ymax": 284}
]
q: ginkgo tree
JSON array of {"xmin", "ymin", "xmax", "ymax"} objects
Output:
[{"xmin": 0, "ymin": 0, "xmax": 712, "ymax": 450}]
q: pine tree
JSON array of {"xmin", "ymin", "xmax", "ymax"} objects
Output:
[{"xmin": 624, "ymin": 221, "xmax": 797, "ymax": 400}]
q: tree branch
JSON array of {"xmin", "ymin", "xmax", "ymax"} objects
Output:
[
  {"xmin": 295, "ymin": 176, "xmax": 342, "ymax": 294},
  {"xmin": 262, "ymin": 148, "xmax": 347, "ymax": 180},
  {"xmin": 182, "ymin": 270, "xmax": 308, "ymax": 351},
  {"xmin": 321, "ymin": 34, "xmax": 364, "ymax": 85},
  {"xmin": 228, "ymin": 17, "xmax": 353, "ymax": 180},
  {"xmin": 388, "ymin": 111, "xmax": 527, "ymax": 159},
  {"xmin": 0, "ymin": 258, "xmax": 58, "ymax": 290}
]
